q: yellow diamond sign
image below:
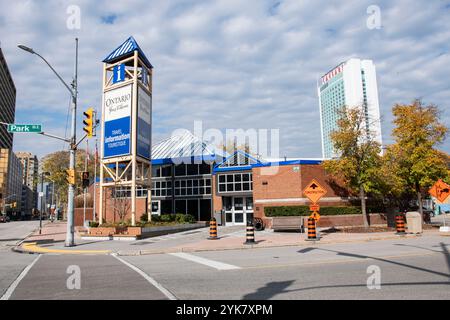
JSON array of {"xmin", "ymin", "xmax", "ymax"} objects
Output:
[{"xmin": 303, "ymin": 179, "xmax": 327, "ymax": 204}]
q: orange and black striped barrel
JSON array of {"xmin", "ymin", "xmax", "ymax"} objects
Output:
[
  {"xmin": 208, "ymin": 218, "xmax": 218, "ymax": 240},
  {"xmin": 395, "ymin": 214, "xmax": 406, "ymax": 234},
  {"xmin": 245, "ymin": 224, "xmax": 255, "ymax": 244},
  {"xmin": 307, "ymin": 217, "xmax": 317, "ymax": 240}
]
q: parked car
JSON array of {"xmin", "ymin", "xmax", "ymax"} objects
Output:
[{"xmin": 0, "ymin": 215, "xmax": 10, "ymax": 223}]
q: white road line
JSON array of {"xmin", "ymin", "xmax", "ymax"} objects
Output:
[
  {"xmin": 1, "ymin": 254, "xmax": 41, "ymax": 300},
  {"xmin": 111, "ymin": 253, "xmax": 177, "ymax": 300},
  {"xmin": 169, "ymin": 252, "xmax": 241, "ymax": 271}
]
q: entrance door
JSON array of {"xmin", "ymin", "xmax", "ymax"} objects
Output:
[{"xmin": 223, "ymin": 197, "xmax": 253, "ymax": 226}]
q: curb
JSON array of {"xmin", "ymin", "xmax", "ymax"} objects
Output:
[
  {"xmin": 114, "ymin": 233, "xmax": 423, "ymax": 256},
  {"xmin": 11, "ymin": 231, "xmax": 429, "ymax": 256},
  {"xmin": 15, "ymin": 242, "xmax": 111, "ymax": 255}
]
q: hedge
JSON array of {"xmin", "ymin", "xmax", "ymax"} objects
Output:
[{"xmin": 264, "ymin": 206, "xmax": 362, "ymax": 217}]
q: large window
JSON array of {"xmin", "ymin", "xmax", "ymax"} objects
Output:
[
  {"xmin": 218, "ymin": 173, "xmax": 252, "ymax": 193},
  {"xmin": 174, "ymin": 164, "xmax": 212, "ymax": 177},
  {"xmin": 151, "ymin": 180, "xmax": 172, "ymax": 197},
  {"xmin": 113, "ymin": 186, "xmax": 148, "ymax": 198},
  {"xmin": 174, "ymin": 178, "xmax": 211, "ymax": 196}
]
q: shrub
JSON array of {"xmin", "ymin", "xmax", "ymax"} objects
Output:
[
  {"xmin": 264, "ymin": 206, "xmax": 362, "ymax": 217},
  {"xmin": 160, "ymin": 214, "xmax": 175, "ymax": 222},
  {"xmin": 89, "ymin": 221, "xmax": 99, "ymax": 228},
  {"xmin": 175, "ymin": 213, "xmax": 196, "ymax": 224},
  {"xmin": 140, "ymin": 213, "xmax": 148, "ymax": 223},
  {"xmin": 151, "ymin": 214, "xmax": 161, "ymax": 222}
]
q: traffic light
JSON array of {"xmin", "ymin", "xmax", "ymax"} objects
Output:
[
  {"xmin": 66, "ymin": 169, "xmax": 76, "ymax": 185},
  {"xmin": 83, "ymin": 107, "xmax": 94, "ymax": 138},
  {"xmin": 82, "ymin": 171, "xmax": 90, "ymax": 189}
]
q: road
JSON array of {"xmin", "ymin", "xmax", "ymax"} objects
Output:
[
  {"xmin": 1, "ymin": 233, "xmax": 449, "ymax": 300},
  {"xmin": 0, "ymin": 221, "xmax": 40, "ymax": 298},
  {"xmin": 0, "ymin": 220, "xmax": 40, "ymax": 251}
]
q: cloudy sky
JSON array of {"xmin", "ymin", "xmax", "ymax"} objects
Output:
[{"xmin": 1, "ymin": 0, "xmax": 449, "ymax": 160}]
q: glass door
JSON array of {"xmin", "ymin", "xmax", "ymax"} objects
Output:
[{"xmin": 233, "ymin": 197, "xmax": 245, "ymax": 225}]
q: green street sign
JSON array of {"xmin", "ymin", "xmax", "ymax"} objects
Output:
[{"xmin": 7, "ymin": 124, "xmax": 42, "ymax": 133}]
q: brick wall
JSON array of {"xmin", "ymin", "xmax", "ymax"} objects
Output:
[
  {"xmin": 252, "ymin": 164, "xmax": 350, "ymax": 223},
  {"xmin": 89, "ymin": 184, "xmax": 148, "ymax": 224}
]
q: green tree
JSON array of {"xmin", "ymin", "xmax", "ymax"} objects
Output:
[
  {"xmin": 41, "ymin": 149, "xmax": 96, "ymax": 213},
  {"xmin": 323, "ymin": 106, "xmax": 382, "ymax": 228},
  {"xmin": 386, "ymin": 100, "xmax": 448, "ymax": 218}
]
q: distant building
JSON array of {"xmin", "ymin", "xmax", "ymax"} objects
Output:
[
  {"xmin": 0, "ymin": 47, "xmax": 16, "ymax": 149},
  {"xmin": 0, "ymin": 149, "xmax": 23, "ymax": 215},
  {"xmin": 318, "ymin": 58, "xmax": 383, "ymax": 159},
  {"xmin": 16, "ymin": 152, "xmax": 39, "ymax": 214}
]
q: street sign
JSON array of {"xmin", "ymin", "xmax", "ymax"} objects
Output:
[
  {"xmin": 38, "ymin": 192, "xmax": 44, "ymax": 197},
  {"xmin": 310, "ymin": 211, "xmax": 321, "ymax": 222},
  {"xmin": 429, "ymin": 179, "xmax": 450, "ymax": 203},
  {"xmin": 7, "ymin": 124, "xmax": 42, "ymax": 133},
  {"xmin": 310, "ymin": 204, "xmax": 320, "ymax": 212},
  {"xmin": 303, "ymin": 179, "xmax": 327, "ymax": 204}
]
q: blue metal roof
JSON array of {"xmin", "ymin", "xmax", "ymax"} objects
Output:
[
  {"xmin": 151, "ymin": 130, "xmax": 227, "ymax": 165},
  {"xmin": 213, "ymin": 151, "xmax": 323, "ymax": 173},
  {"xmin": 103, "ymin": 36, "xmax": 153, "ymax": 69}
]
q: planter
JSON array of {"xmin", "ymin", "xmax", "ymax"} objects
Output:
[
  {"xmin": 86, "ymin": 223, "xmax": 207, "ymax": 240},
  {"xmin": 88, "ymin": 227, "xmax": 116, "ymax": 236}
]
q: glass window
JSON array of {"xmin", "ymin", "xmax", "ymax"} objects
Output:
[
  {"xmin": 234, "ymin": 198, "xmax": 243, "ymax": 210},
  {"xmin": 161, "ymin": 165, "xmax": 172, "ymax": 177},
  {"xmin": 246, "ymin": 197, "xmax": 253, "ymax": 210},
  {"xmin": 199, "ymin": 163, "xmax": 210, "ymax": 174},
  {"xmin": 175, "ymin": 165, "xmax": 186, "ymax": 176},
  {"xmin": 187, "ymin": 164, "xmax": 198, "ymax": 176}
]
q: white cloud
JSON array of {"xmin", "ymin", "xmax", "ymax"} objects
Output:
[{"xmin": 0, "ymin": 0, "xmax": 449, "ymax": 159}]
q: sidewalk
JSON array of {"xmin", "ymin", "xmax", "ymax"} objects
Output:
[{"xmin": 15, "ymin": 221, "xmax": 444, "ymax": 256}]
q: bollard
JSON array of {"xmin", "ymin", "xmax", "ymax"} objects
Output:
[
  {"xmin": 245, "ymin": 220, "xmax": 255, "ymax": 244},
  {"xmin": 395, "ymin": 213, "xmax": 406, "ymax": 235},
  {"xmin": 208, "ymin": 217, "xmax": 218, "ymax": 240},
  {"xmin": 306, "ymin": 217, "xmax": 318, "ymax": 241}
]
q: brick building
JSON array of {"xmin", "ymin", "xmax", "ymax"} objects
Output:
[{"xmin": 90, "ymin": 132, "xmax": 350, "ymax": 227}]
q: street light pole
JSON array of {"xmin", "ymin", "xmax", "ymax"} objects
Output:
[
  {"xmin": 66, "ymin": 38, "xmax": 78, "ymax": 247},
  {"xmin": 18, "ymin": 38, "xmax": 78, "ymax": 246}
]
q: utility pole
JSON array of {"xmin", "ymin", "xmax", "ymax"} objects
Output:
[
  {"xmin": 18, "ymin": 38, "xmax": 80, "ymax": 246},
  {"xmin": 93, "ymin": 135, "xmax": 98, "ymax": 222},
  {"xmin": 83, "ymin": 139, "xmax": 88, "ymax": 228},
  {"xmin": 66, "ymin": 38, "xmax": 78, "ymax": 247}
]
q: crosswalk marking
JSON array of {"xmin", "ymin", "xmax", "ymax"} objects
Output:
[{"xmin": 169, "ymin": 252, "xmax": 241, "ymax": 271}]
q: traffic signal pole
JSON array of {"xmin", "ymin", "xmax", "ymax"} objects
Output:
[
  {"xmin": 66, "ymin": 38, "xmax": 78, "ymax": 247},
  {"xmin": 17, "ymin": 39, "xmax": 81, "ymax": 247}
]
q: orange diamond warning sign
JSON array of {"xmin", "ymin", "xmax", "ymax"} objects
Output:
[
  {"xmin": 310, "ymin": 211, "xmax": 321, "ymax": 222},
  {"xmin": 303, "ymin": 179, "xmax": 327, "ymax": 204},
  {"xmin": 429, "ymin": 179, "xmax": 450, "ymax": 203}
]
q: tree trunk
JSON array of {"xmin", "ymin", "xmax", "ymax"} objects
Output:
[
  {"xmin": 360, "ymin": 185, "xmax": 369, "ymax": 229},
  {"xmin": 416, "ymin": 182, "xmax": 424, "ymax": 223}
]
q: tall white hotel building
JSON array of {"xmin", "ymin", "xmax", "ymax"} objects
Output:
[{"xmin": 317, "ymin": 58, "xmax": 383, "ymax": 159}]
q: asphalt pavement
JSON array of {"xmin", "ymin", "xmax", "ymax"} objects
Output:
[{"xmin": 1, "ymin": 232, "xmax": 449, "ymax": 300}]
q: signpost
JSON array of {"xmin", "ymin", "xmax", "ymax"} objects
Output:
[
  {"xmin": 303, "ymin": 179, "xmax": 327, "ymax": 204},
  {"xmin": 303, "ymin": 179, "xmax": 327, "ymax": 235},
  {"xmin": 429, "ymin": 179, "xmax": 450, "ymax": 204},
  {"xmin": 429, "ymin": 179, "xmax": 450, "ymax": 232},
  {"xmin": 7, "ymin": 124, "xmax": 42, "ymax": 133}
]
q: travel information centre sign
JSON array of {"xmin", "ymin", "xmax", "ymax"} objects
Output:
[
  {"xmin": 137, "ymin": 86, "xmax": 151, "ymax": 160},
  {"xmin": 103, "ymin": 84, "xmax": 132, "ymax": 158}
]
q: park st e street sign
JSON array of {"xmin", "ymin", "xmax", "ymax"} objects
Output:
[{"xmin": 7, "ymin": 124, "xmax": 42, "ymax": 133}]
